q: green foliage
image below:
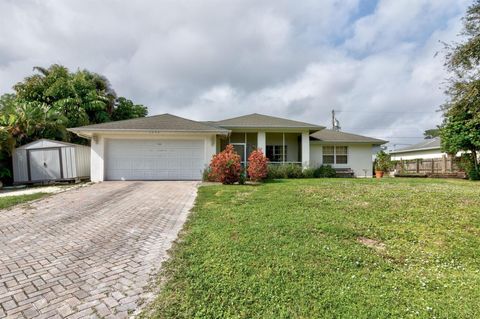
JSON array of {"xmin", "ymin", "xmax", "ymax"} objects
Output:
[
  {"xmin": 313, "ymin": 165, "xmax": 336, "ymax": 178},
  {"xmin": 302, "ymin": 167, "xmax": 315, "ymax": 178},
  {"xmin": 0, "ymin": 94, "xmax": 16, "ymax": 113},
  {"xmin": 423, "ymin": 128, "xmax": 440, "ymax": 139},
  {"xmin": 239, "ymin": 170, "xmax": 247, "ymax": 185},
  {"xmin": 267, "ymin": 164, "xmax": 337, "ymax": 179},
  {"xmin": 6, "ymin": 64, "xmax": 148, "ymax": 142},
  {"xmin": 441, "ymin": 1, "xmax": 480, "ymax": 172},
  {"xmin": 111, "ymin": 97, "xmax": 148, "ymax": 121},
  {"xmin": 13, "ymin": 65, "xmax": 116, "ymax": 128},
  {"xmin": 0, "ymin": 193, "xmax": 48, "ymax": 210},
  {"xmin": 456, "ymin": 153, "xmax": 480, "ymax": 180},
  {"xmin": 0, "ymin": 101, "xmax": 67, "ymax": 154},
  {"xmin": 202, "ymin": 167, "xmax": 214, "ymax": 182},
  {"xmin": 0, "ymin": 167, "xmax": 11, "ymax": 179},
  {"xmin": 142, "ymin": 179, "xmax": 480, "ymax": 318},
  {"xmin": 0, "ymin": 64, "xmax": 148, "ymax": 185},
  {"xmin": 375, "ymin": 150, "xmax": 392, "ymax": 172},
  {"xmin": 267, "ymin": 164, "xmax": 303, "ymax": 179}
]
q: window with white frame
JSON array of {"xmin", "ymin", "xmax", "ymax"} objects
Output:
[
  {"xmin": 322, "ymin": 146, "xmax": 348, "ymax": 164},
  {"xmin": 322, "ymin": 146, "xmax": 335, "ymax": 164},
  {"xmin": 266, "ymin": 145, "xmax": 287, "ymax": 162}
]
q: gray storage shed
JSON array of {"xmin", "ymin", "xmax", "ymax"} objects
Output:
[{"xmin": 13, "ymin": 139, "xmax": 90, "ymax": 184}]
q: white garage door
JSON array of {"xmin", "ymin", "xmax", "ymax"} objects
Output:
[{"xmin": 105, "ymin": 139, "xmax": 205, "ymax": 180}]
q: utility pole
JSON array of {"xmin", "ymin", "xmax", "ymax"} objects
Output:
[
  {"xmin": 331, "ymin": 109, "xmax": 340, "ymax": 131},
  {"xmin": 331, "ymin": 110, "xmax": 335, "ymax": 130}
]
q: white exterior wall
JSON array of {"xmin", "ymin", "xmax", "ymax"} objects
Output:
[
  {"xmin": 90, "ymin": 133, "xmax": 217, "ymax": 182},
  {"xmin": 310, "ymin": 143, "xmax": 376, "ymax": 177},
  {"xmin": 390, "ymin": 149, "xmax": 444, "ymax": 161},
  {"xmin": 90, "ymin": 135, "xmax": 105, "ymax": 182}
]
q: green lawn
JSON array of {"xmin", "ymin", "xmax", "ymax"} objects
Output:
[
  {"xmin": 0, "ymin": 193, "xmax": 48, "ymax": 210},
  {"xmin": 143, "ymin": 178, "xmax": 480, "ymax": 319}
]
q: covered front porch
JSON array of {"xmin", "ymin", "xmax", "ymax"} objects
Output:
[{"xmin": 217, "ymin": 131, "xmax": 310, "ymax": 167}]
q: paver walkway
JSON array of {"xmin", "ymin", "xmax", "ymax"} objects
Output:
[{"xmin": 0, "ymin": 181, "xmax": 198, "ymax": 318}]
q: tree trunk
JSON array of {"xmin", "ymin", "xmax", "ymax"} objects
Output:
[{"xmin": 473, "ymin": 149, "xmax": 478, "ymax": 171}]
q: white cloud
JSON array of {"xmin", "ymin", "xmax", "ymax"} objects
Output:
[{"xmin": 0, "ymin": 0, "xmax": 471, "ymax": 146}]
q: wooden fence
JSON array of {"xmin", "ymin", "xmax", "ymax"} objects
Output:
[{"xmin": 394, "ymin": 156, "xmax": 465, "ymax": 177}]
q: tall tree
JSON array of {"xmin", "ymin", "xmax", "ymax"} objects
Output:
[
  {"xmin": 14, "ymin": 64, "xmax": 117, "ymax": 129},
  {"xmin": 0, "ymin": 93, "xmax": 16, "ymax": 113},
  {"xmin": 0, "ymin": 101, "xmax": 66, "ymax": 154},
  {"xmin": 441, "ymin": 0, "xmax": 480, "ymax": 175},
  {"xmin": 0, "ymin": 64, "xmax": 148, "ymax": 185},
  {"xmin": 423, "ymin": 128, "xmax": 440, "ymax": 139},
  {"xmin": 111, "ymin": 97, "xmax": 148, "ymax": 121}
]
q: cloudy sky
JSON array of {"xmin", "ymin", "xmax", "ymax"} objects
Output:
[{"xmin": 0, "ymin": 0, "xmax": 471, "ymax": 148}]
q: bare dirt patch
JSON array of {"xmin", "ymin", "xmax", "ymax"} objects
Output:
[{"xmin": 357, "ymin": 237, "xmax": 386, "ymax": 251}]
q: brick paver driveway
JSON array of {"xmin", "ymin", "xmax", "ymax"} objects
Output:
[{"xmin": 0, "ymin": 181, "xmax": 198, "ymax": 319}]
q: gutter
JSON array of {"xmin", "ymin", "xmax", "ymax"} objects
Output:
[
  {"xmin": 67, "ymin": 128, "xmax": 231, "ymax": 135},
  {"xmin": 390, "ymin": 146, "xmax": 441, "ymax": 154}
]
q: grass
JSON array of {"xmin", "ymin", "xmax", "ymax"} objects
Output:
[
  {"xmin": 0, "ymin": 193, "xmax": 48, "ymax": 210},
  {"xmin": 143, "ymin": 178, "xmax": 480, "ymax": 318}
]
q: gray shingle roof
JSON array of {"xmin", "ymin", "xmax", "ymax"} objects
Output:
[
  {"xmin": 390, "ymin": 137, "xmax": 441, "ymax": 153},
  {"xmin": 310, "ymin": 129, "xmax": 387, "ymax": 144},
  {"xmin": 212, "ymin": 113, "xmax": 324, "ymax": 130},
  {"xmin": 68, "ymin": 114, "xmax": 230, "ymax": 133}
]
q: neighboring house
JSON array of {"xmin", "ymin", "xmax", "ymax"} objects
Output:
[
  {"xmin": 68, "ymin": 113, "xmax": 387, "ymax": 181},
  {"xmin": 390, "ymin": 137, "xmax": 444, "ymax": 160}
]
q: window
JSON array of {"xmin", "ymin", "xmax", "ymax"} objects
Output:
[
  {"xmin": 336, "ymin": 146, "xmax": 348, "ymax": 164},
  {"xmin": 266, "ymin": 145, "xmax": 287, "ymax": 162},
  {"xmin": 322, "ymin": 146, "xmax": 335, "ymax": 164},
  {"xmin": 322, "ymin": 146, "xmax": 348, "ymax": 164}
]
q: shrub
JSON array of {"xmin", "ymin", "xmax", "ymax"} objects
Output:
[
  {"xmin": 239, "ymin": 170, "xmax": 247, "ymax": 185},
  {"xmin": 266, "ymin": 165, "xmax": 285, "ymax": 179},
  {"xmin": 247, "ymin": 149, "xmax": 269, "ymax": 182},
  {"xmin": 267, "ymin": 164, "xmax": 304, "ymax": 179},
  {"xmin": 313, "ymin": 165, "xmax": 336, "ymax": 178},
  {"xmin": 375, "ymin": 150, "xmax": 393, "ymax": 172},
  {"xmin": 202, "ymin": 167, "xmax": 216, "ymax": 182},
  {"xmin": 208, "ymin": 144, "xmax": 242, "ymax": 184},
  {"xmin": 302, "ymin": 167, "xmax": 315, "ymax": 178},
  {"xmin": 456, "ymin": 153, "xmax": 480, "ymax": 180}
]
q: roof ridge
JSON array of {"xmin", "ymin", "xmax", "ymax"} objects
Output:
[
  {"xmin": 212, "ymin": 113, "xmax": 323, "ymax": 128},
  {"xmin": 391, "ymin": 136, "xmax": 441, "ymax": 153},
  {"xmin": 310, "ymin": 129, "xmax": 387, "ymax": 144},
  {"xmin": 68, "ymin": 113, "xmax": 230, "ymax": 132}
]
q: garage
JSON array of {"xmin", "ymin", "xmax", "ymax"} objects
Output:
[
  {"xmin": 105, "ymin": 139, "xmax": 205, "ymax": 180},
  {"xmin": 67, "ymin": 113, "xmax": 229, "ymax": 182}
]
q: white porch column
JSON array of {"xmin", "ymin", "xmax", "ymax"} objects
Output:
[
  {"xmin": 257, "ymin": 131, "xmax": 266, "ymax": 153},
  {"xmin": 301, "ymin": 131, "xmax": 310, "ymax": 169},
  {"xmin": 90, "ymin": 135, "xmax": 105, "ymax": 182}
]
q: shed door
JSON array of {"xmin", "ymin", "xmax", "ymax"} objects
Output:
[
  {"xmin": 29, "ymin": 149, "xmax": 62, "ymax": 181},
  {"xmin": 105, "ymin": 139, "xmax": 205, "ymax": 180}
]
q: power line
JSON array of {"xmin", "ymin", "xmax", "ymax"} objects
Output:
[
  {"xmin": 335, "ymin": 110, "xmax": 440, "ymax": 114},
  {"xmin": 378, "ymin": 137, "xmax": 424, "ymax": 139}
]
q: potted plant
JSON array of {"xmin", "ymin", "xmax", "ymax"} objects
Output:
[{"xmin": 375, "ymin": 150, "xmax": 392, "ymax": 178}]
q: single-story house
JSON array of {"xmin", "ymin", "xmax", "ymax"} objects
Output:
[
  {"xmin": 390, "ymin": 137, "xmax": 444, "ymax": 160},
  {"xmin": 68, "ymin": 113, "xmax": 387, "ymax": 181}
]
